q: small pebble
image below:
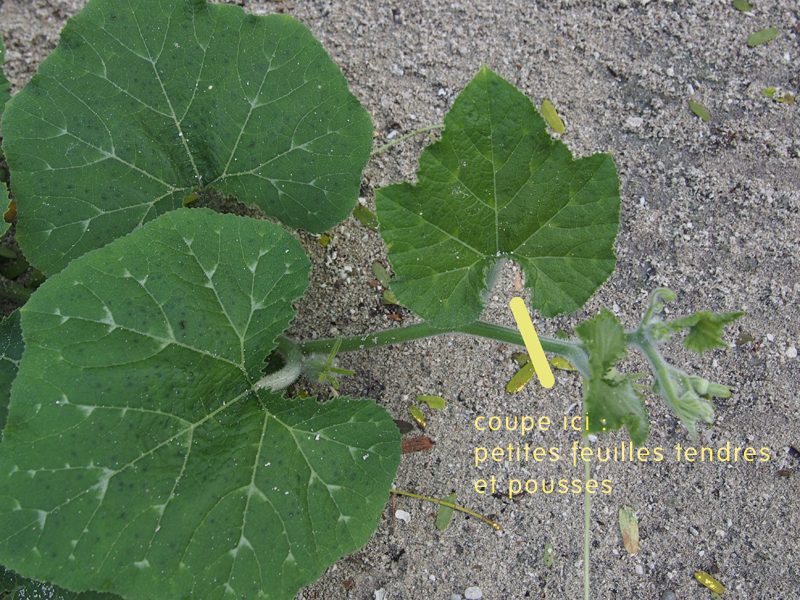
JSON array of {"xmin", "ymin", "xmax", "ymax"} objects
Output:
[
  {"xmin": 450, "ymin": 596, "xmax": 462, "ymax": 600},
  {"xmin": 660, "ymin": 592, "xmax": 677, "ymax": 600},
  {"xmin": 625, "ymin": 116, "xmax": 644, "ymax": 128},
  {"xmin": 786, "ymin": 346, "xmax": 797, "ymax": 358},
  {"xmin": 635, "ymin": 564, "xmax": 644, "ymax": 575},
  {"xmin": 464, "ymin": 587, "xmax": 483, "ymax": 600},
  {"xmin": 395, "ymin": 509, "xmax": 411, "ymax": 524},
  {"xmin": 374, "ymin": 589, "xmax": 387, "ymax": 600}
]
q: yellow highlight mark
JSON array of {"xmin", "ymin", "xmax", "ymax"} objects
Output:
[{"xmin": 508, "ymin": 297, "xmax": 555, "ymax": 389}]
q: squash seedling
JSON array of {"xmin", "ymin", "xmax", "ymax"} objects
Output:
[{"xmin": 0, "ymin": 1, "xmax": 740, "ymax": 599}]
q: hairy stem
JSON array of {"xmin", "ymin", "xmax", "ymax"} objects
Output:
[
  {"xmin": 391, "ymin": 488, "xmax": 501, "ymax": 531},
  {"xmin": 629, "ymin": 330, "xmax": 680, "ymax": 404},
  {"xmin": 298, "ymin": 320, "xmax": 589, "ymax": 375},
  {"xmin": 372, "ymin": 124, "xmax": 444, "ymax": 156},
  {"xmin": 254, "ymin": 336, "xmax": 303, "ymax": 391}
]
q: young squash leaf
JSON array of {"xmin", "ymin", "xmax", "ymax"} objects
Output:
[
  {"xmin": 2, "ymin": 0, "xmax": 373, "ymax": 275},
  {"xmin": 662, "ymin": 310, "xmax": 744, "ymax": 354},
  {"xmin": 0, "ymin": 209, "xmax": 400, "ymax": 600},
  {"xmin": 637, "ymin": 290, "xmax": 735, "ymax": 437},
  {"xmin": 376, "ymin": 68, "xmax": 619, "ymax": 327},
  {"xmin": 651, "ymin": 367, "xmax": 724, "ymax": 437},
  {"xmin": 575, "ymin": 310, "xmax": 649, "ymax": 445}
]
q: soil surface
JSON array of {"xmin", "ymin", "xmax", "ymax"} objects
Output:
[{"xmin": 1, "ymin": 1, "xmax": 798, "ymax": 599}]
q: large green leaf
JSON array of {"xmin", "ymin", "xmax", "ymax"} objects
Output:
[
  {"xmin": 0, "ymin": 311, "xmax": 22, "ymax": 433},
  {"xmin": 0, "ymin": 209, "xmax": 400, "ymax": 600},
  {"xmin": 376, "ymin": 68, "xmax": 619, "ymax": 327},
  {"xmin": 575, "ymin": 310, "xmax": 649, "ymax": 445},
  {"xmin": 2, "ymin": 0, "xmax": 372, "ymax": 275}
]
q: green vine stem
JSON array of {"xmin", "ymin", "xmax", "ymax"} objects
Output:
[
  {"xmin": 297, "ymin": 320, "xmax": 590, "ymax": 375},
  {"xmin": 255, "ymin": 336, "xmax": 303, "ymax": 391}
]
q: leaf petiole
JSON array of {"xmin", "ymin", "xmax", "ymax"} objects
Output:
[{"xmin": 297, "ymin": 320, "xmax": 590, "ymax": 375}]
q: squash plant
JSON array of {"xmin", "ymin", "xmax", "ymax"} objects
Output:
[{"xmin": 0, "ymin": 1, "xmax": 740, "ymax": 599}]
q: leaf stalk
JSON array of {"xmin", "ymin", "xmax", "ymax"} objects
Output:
[{"xmin": 297, "ymin": 320, "xmax": 590, "ymax": 376}]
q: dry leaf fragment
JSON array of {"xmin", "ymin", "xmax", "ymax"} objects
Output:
[
  {"xmin": 619, "ymin": 505, "xmax": 640, "ymax": 554},
  {"xmin": 689, "ymin": 99, "xmax": 711, "ymax": 122},
  {"xmin": 506, "ymin": 362, "xmax": 535, "ymax": 393},
  {"xmin": 409, "ymin": 405, "xmax": 427, "ymax": 428},
  {"xmin": 550, "ymin": 356, "xmax": 576, "ymax": 371},
  {"xmin": 402, "ymin": 435, "xmax": 435, "ymax": 454},
  {"xmin": 541, "ymin": 99, "xmax": 565, "ymax": 134},
  {"xmin": 747, "ymin": 27, "xmax": 779, "ymax": 47},
  {"xmin": 417, "ymin": 394, "xmax": 446, "ymax": 410},
  {"xmin": 694, "ymin": 571, "xmax": 725, "ymax": 594},
  {"xmin": 435, "ymin": 493, "xmax": 457, "ymax": 531}
]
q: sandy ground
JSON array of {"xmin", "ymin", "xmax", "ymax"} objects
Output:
[{"xmin": 1, "ymin": 1, "xmax": 799, "ymax": 599}]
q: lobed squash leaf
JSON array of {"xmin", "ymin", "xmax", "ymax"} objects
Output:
[
  {"xmin": 0, "ymin": 209, "xmax": 400, "ymax": 600},
  {"xmin": 2, "ymin": 0, "xmax": 373, "ymax": 275},
  {"xmin": 376, "ymin": 68, "xmax": 619, "ymax": 327}
]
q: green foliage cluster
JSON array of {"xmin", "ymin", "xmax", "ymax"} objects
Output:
[{"xmin": 0, "ymin": 1, "xmax": 740, "ymax": 598}]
